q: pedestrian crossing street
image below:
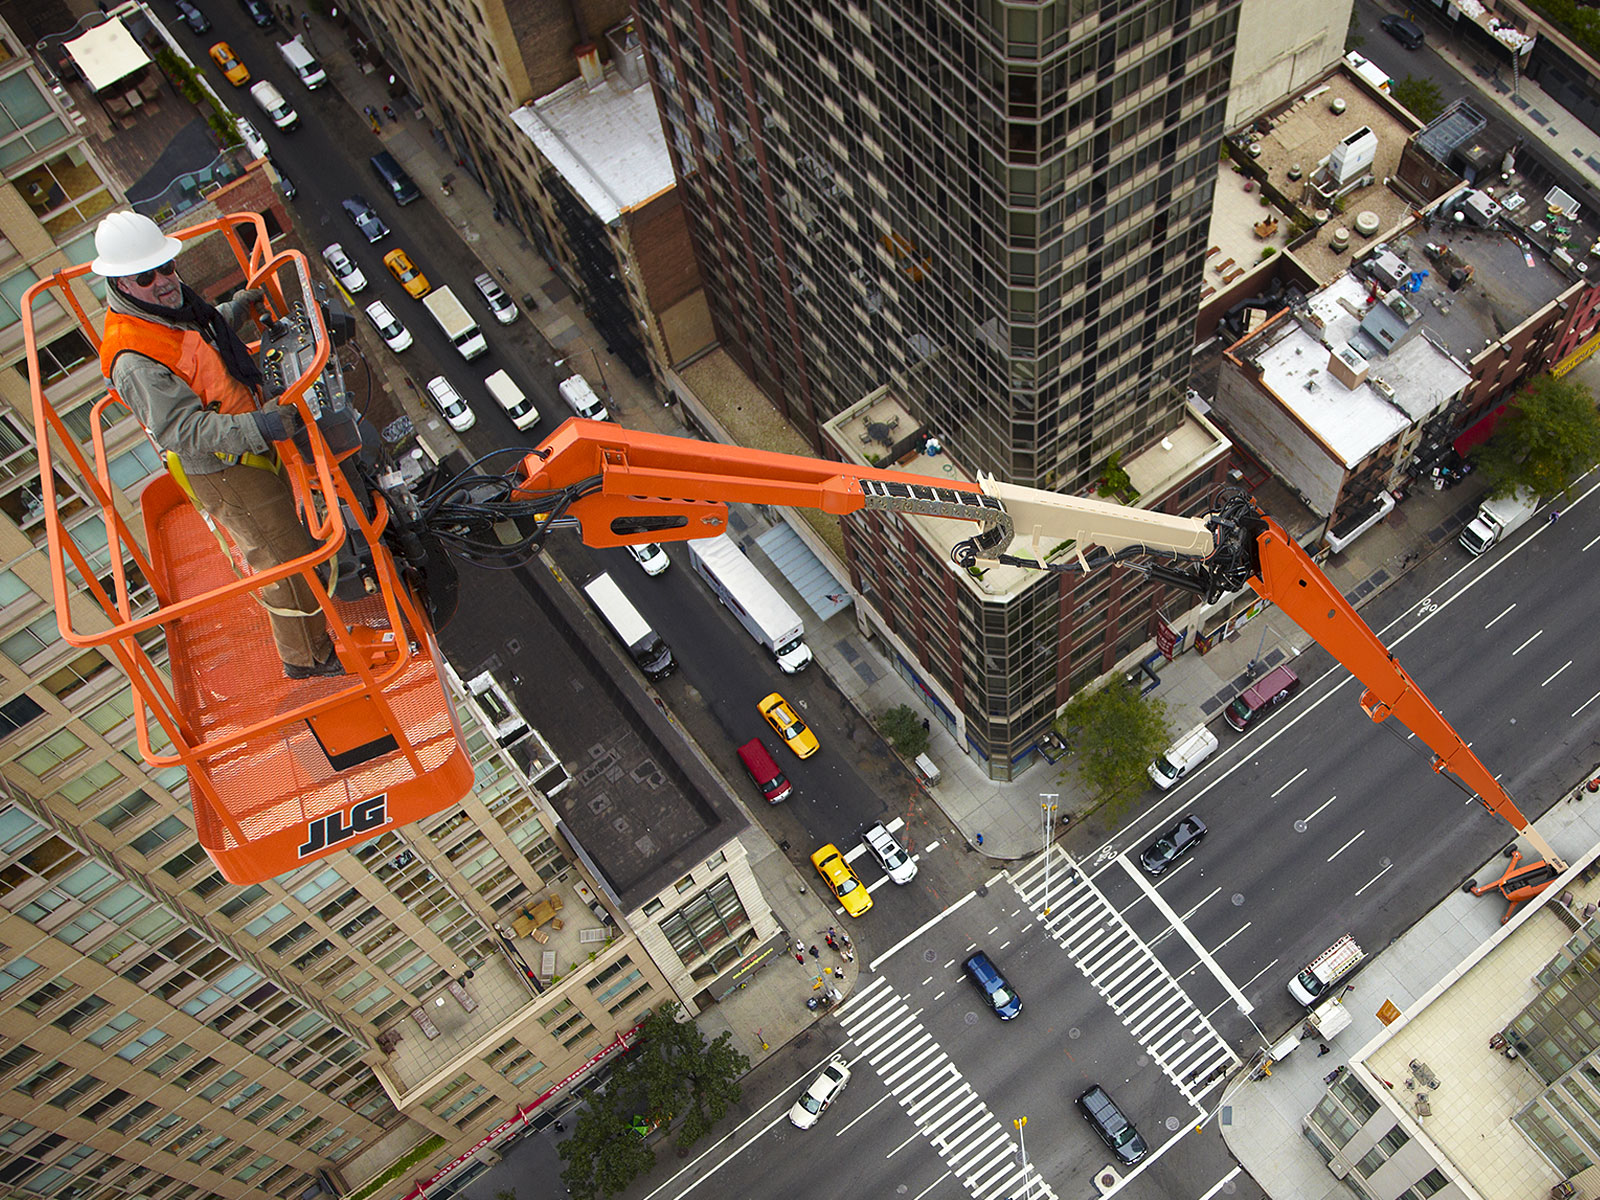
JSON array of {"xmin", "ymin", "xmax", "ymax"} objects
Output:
[
  {"xmin": 839, "ymin": 977, "xmax": 1057, "ymax": 1200},
  {"xmin": 1009, "ymin": 848, "xmax": 1239, "ymax": 1104}
]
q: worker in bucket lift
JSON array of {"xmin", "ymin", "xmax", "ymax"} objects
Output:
[{"xmin": 91, "ymin": 211, "xmax": 341, "ymax": 679}]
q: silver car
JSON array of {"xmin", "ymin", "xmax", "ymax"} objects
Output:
[
  {"xmin": 862, "ymin": 821, "xmax": 917, "ymax": 884},
  {"xmin": 363, "ymin": 300, "xmax": 411, "ymax": 352},
  {"xmin": 320, "ymin": 242, "xmax": 366, "ymax": 293},
  {"xmin": 474, "ymin": 272, "xmax": 519, "ymax": 324},
  {"xmin": 788, "ymin": 1056, "xmax": 850, "ymax": 1129},
  {"xmin": 425, "ymin": 375, "xmax": 475, "ymax": 432}
]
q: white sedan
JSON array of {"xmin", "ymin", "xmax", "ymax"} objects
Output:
[
  {"xmin": 627, "ymin": 542, "xmax": 670, "ymax": 576},
  {"xmin": 862, "ymin": 821, "xmax": 917, "ymax": 884},
  {"xmin": 320, "ymin": 243, "xmax": 366, "ymax": 293},
  {"xmin": 363, "ymin": 300, "xmax": 411, "ymax": 351},
  {"xmin": 425, "ymin": 375, "xmax": 475, "ymax": 433},
  {"xmin": 789, "ymin": 1056, "xmax": 850, "ymax": 1129}
]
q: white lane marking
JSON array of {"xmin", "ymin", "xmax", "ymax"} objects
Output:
[
  {"xmin": 1544, "ymin": 661, "xmax": 1573, "ymax": 687},
  {"xmin": 1271, "ymin": 768, "xmax": 1307, "ymax": 797},
  {"xmin": 1512, "ymin": 630, "xmax": 1543, "ymax": 656},
  {"xmin": 1577, "ymin": 691, "xmax": 1600, "ymax": 717},
  {"xmin": 1304, "ymin": 794, "xmax": 1337, "ymax": 823},
  {"xmin": 866, "ymin": 888, "xmax": 980, "ymax": 973},
  {"xmin": 1484, "ymin": 602, "xmax": 1517, "ymax": 629},
  {"xmin": 833, "ymin": 1090, "xmax": 898, "ymax": 1138},
  {"xmin": 1355, "ymin": 861, "xmax": 1394, "ymax": 896},
  {"xmin": 1584, "ymin": 532, "xmax": 1600, "ymax": 552},
  {"xmin": 1328, "ymin": 830, "xmax": 1366, "ymax": 862}
]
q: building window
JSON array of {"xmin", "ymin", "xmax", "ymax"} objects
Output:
[
  {"xmin": 642, "ymin": 897, "xmax": 664, "ymax": 916},
  {"xmin": 659, "ymin": 876, "xmax": 752, "ymax": 978},
  {"xmin": 674, "ymin": 873, "xmax": 694, "ymax": 894}
]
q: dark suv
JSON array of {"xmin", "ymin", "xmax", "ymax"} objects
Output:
[
  {"xmin": 1380, "ymin": 14, "xmax": 1425, "ymax": 49},
  {"xmin": 341, "ymin": 196, "xmax": 389, "ymax": 243},
  {"xmin": 1138, "ymin": 814, "xmax": 1208, "ymax": 876},
  {"xmin": 1076, "ymin": 1085, "xmax": 1148, "ymax": 1164}
]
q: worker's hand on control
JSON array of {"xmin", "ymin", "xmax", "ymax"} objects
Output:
[
  {"xmin": 236, "ymin": 287, "xmax": 265, "ymax": 306},
  {"xmin": 252, "ymin": 404, "xmax": 303, "ymax": 444}
]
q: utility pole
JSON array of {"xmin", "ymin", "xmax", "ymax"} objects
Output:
[{"xmin": 1040, "ymin": 794, "xmax": 1058, "ymax": 915}]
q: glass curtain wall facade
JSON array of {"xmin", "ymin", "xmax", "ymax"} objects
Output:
[{"xmin": 636, "ymin": 0, "xmax": 1238, "ymax": 492}]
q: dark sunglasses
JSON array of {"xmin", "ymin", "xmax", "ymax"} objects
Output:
[{"xmin": 130, "ymin": 262, "xmax": 178, "ymax": 287}]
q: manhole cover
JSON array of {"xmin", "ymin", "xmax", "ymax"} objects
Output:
[
  {"xmin": 1232, "ymin": 893, "xmax": 1245, "ymax": 906},
  {"xmin": 923, "ymin": 948, "xmax": 939, "ymax": 963},
  {"xmin": 1068, "ymin": 1027, "xmax": 1082, "ymax": 1039},
  {"xmin": 964, "ymin": 1011, "xmax": 979, "ymax": 1025}
]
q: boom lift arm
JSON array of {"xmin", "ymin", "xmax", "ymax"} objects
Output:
[{"xmin": 501, "ymin": 422, "xmax": 1561, "ymax": 868}]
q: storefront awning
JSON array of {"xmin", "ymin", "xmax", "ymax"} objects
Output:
[{"xmin": 65, "ymin": 20, "xmax": 150, "ymax": 93}]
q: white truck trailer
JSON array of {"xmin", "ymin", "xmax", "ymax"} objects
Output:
[
  {"xmin": 687, "ymin": 534, "xmax": 813, "ymax": 673},
  {"xmin": 422, "ymin": 285, "xmax": 487, "ymax": 360}
]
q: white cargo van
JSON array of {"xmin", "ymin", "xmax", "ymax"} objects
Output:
[
  {"xmin": 1148, "ymin": 724, "xmax": 1219, "ymax": 790},
  {"xmin": 484, "ymin": 369, "xmax": 539, "ymax": 431},
  {"xmin": 581, "ymin": 572, "xmax": 675, "ymax": 680},
  {"xmin": 249, "ymin": 80, "xmax": 298, "ymax": 131},
  {"xmin": 277, "ymin": 36, "xmax": 326, "ymax": 88},
  {"xmin": 559, "ymin": 374, "xmax": 610, "ymax": 421},
  {"xmin": 1288, "ymin": 934, "xmax": 1364, "ymax": 1006}
]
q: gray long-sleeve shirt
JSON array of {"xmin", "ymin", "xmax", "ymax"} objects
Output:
[{"xmin": 105, "ymin": 286, "xmax": 268, "ymax": 477}]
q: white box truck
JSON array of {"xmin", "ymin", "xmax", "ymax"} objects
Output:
[
  {"xmin": 688, "ymin": 533, "xmax": 813, "ymax": 673},
  {"xmin": 558, "ymin": 374, "xmax": 610, "ymax": 421},
  {"xmin": 1148, "ymin": 723, "xmax": 1219, "ymax": 790},
  {"xmin": 581, "ymin": 572, "xmax": 675, "ymax": 680},
  {"xmin": 278, "ymin": 36, "xmax": 327, "ymax": 88},
  {"xmin": 1459, "ymin": 487, "xmax": 1539, "ymax": 556},
  {"xmin": 422, "ymin": 286, "xmax": 487, "ymax": 360}
]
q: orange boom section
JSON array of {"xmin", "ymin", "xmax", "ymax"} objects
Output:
[{"xmin": 22, "ymin": 212, "xmax": 470, "ymax": 884}]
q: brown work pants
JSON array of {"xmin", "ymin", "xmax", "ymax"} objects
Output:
[{"xmin": 186, "ymin": 463, "xmax": 333, "ymax": 670}]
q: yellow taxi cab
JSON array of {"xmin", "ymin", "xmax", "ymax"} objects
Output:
[
  {"xmin": 758, "ymin": 692, "xmax": 818, "ymax": 759},
  {"xmin": 810, "ymin": 844, "xmax": 872, "ymax": 917},
  {"xmin": 382, "ymin": 248, "xmax": 431, "ymax": 299},
  {"xmin": 208, "ymin": 42, "xmax": 250, "ymax": 87}
]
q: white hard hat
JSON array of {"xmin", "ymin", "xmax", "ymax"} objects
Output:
[{"xmin": 90, "ymin": 211, "xmax": 184, "ymax": 278}]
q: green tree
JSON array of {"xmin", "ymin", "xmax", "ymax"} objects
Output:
[
  {"xmin": 1390, "ymin": 75, "xmax": 1444, "ymax": 123},
  {"xmin": 878, "ymin": 704, "xmax": 930, "ymax": 757},
  {"xmin": 1470, "ymin": 373, "xmax": 1600, "ymax": 502},
  {"xmin": 618, "ymin": 1002, "xmax": 751, "ymax": 1150},
  {"xmin": 1056, "ymin": 681, "xmax": 1170, "ymax": 816},
  {"xmin": 558, "ymin": 1082, "xmax": 655, "ymax": 1200}
]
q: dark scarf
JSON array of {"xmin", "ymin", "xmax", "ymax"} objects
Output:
[{"xmin": 121, "ymin": 281, "xmax": 263, "ymax": 389}]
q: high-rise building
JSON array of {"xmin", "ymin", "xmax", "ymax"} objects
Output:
[
  {"xmin": 634, "ymin": 0, "xmax": 1240, "ymax": 491},
  {"xmin": 0, "ymin": 10, "xmax": 729, "ymax": 1199},
  {"xmin": 634, "ymin": 1, "xmax": 1241, "ymax": 772}
]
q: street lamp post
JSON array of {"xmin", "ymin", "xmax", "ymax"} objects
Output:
[
  {"xmin": 1040, "ymin": 794, "xmax": 1058, "ymax": 915},
  {"xmin": 1013, "ymin": 1116, "xmax": 1034, "ymax": 1199}
]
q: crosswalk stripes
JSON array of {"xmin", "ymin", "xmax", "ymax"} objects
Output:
[
  {"xmin": 839, "ymin": 977, "xmax": 1057, "ymax": 1200},
  {"xmin": 1010, "ymin": 848, "xmax": 1239, "ymax": 1103}
]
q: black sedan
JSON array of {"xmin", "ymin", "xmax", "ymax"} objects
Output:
[{"xmin": 1138, "ymin": 813, "xmax": 1208, "ymax": 876}]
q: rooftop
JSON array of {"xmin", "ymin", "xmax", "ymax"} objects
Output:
[
  {"xmin": 1358, "ymin": 858, "xmax": 1600, "ymax": 1199},
  {"xmin": 1236, "ymin": 62, "xmax": 1418, "ymax": 283},
  {"xmin": 1234, "ymin": 274, "xmax": 1471, "ymax": 467},
  {"xmin": 822, "ymin": 390, "xmax": 1229, "ymax": 601},
  {"xmin": 510, "ymin": 68, "xmax": 676, "ymax": 224}
]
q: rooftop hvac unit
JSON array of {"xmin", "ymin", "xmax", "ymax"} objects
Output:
[{"xmin": 1329, "ymin": 126, "xmax": 1377, "ymax": 186}]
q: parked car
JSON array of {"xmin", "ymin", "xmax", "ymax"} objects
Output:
[
  {"xmin": 789, "ymin": 1056, "xmax": 850, "ymax": 1129},
  {"xmin": 363, "ymin": 300, "xmax": 412, "ymax": 351},
  {"xmin": 319, "ymin": 243, "xmax": 366, "ymax": 293},
  {"xmin": 341, "ymin": 196, "xmax": 389, "ymax": 243},
  {"xmin": 424, "ymin": 375, "xmax": 475, "ymax": 433},
  {"xmin": 474, "ymin": 271, "xmax": 519, "ymax": 324},
  {"xmin": 383, "ymin": 248, "xmax": 430, "ymax": 299},
  {"xmin": 862, "ymin": 821, "xmax": 916, "ymax": 884},
  {"xmin": 234, "ymin": 117, "xmax": 270, "ymax": 162},
  {"xmin": 758, "ymin": 692, "xmax": 818, "ymax": 758},
  {"xmin": 1138, "ymin": 814, "xmax": 1208, "ymax": 876},
  {"xmin": 174, "ymin": 0, "xmax": 210, "ymax": 34},
  {"xmin": 627, "ymin": 543, "xmax": 670, "ymax": 576},
  {"xmin": 1380, "ymin": 14, "xmax": 1425, "ymax": 49},
  {"xmin": 1223, "ymin": 664, "xmax": 1300, "ymax": 733},
  {"xmin": 275, "ymin": 170, "xmax": 296, "ymax": 200},
  {"xmin": 964, "ymin": 951, "xmax": 1022, "ymax": 1019},
  {"xmin": 736, "ymin": 738, "xmax": 791, "ymax": 804},
  {"xmin": 811, "ymin": 844, "xmax": 872, "ymax": 917},
  {"xmin": 238, "ymin": 0, "xmax": 276, "ymax": 27},
  {"xmin": 208, "ymin": 41, "xmax": 249, "ymax": 86}
]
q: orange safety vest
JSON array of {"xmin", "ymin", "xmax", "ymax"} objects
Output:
[{"xmin": 100, "ymin": 310, "xmax": 260, "ymax": 417}]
